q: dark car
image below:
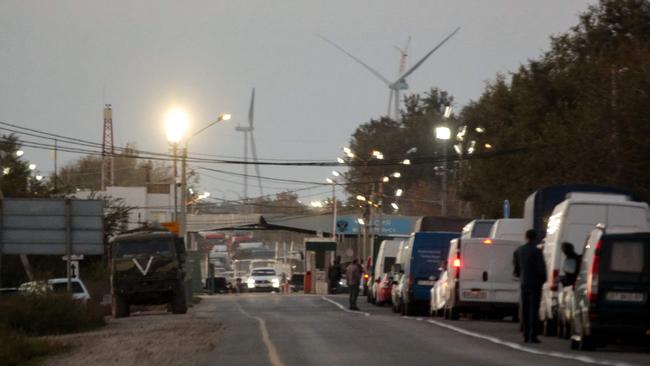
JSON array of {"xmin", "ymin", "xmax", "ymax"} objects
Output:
[{"xmin": 570, "ymin": 227, "xmax": 650, "ymax": 350}]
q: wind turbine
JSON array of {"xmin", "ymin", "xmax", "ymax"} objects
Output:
[
  {"xmin": 235, "ymin": 88, "xmax": 264, "ymax": 199},
  {"xmin": 320, "ymin": 27, "xmax": 460, "ymax": 121}
]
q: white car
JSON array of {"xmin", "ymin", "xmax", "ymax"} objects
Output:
[
  {"xmin": 430, "ymin": 270, "xmax": 450, "ymax": 316},
  {"xmin": 19, "ymin": 278, "xmax": 91, "ymax": 303},
  {"xmin": 246, "ymin": 267, "xmax": 281, "ymax": 292}
]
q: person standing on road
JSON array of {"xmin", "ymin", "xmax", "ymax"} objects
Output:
[
  {"xmin": 328, "ymin": 256, "xmax": 342, "ymax": 294},
  {"xmin": 513, "ymin": 229, "xmax": 547, "ymax": 343},
  {"xmin": 346, "ymin": 259, "xmax": 362, "ymax": 310}
]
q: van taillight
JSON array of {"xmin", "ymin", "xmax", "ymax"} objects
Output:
[
  {"xmin": 453, "ymin": 258, "xmax": 461, "ymax": 268},
  {"xmin": 587, "ymin": 240, "xmax": 602, "ymax": 302},
  {"xmin": 453, "ymin": 252, "xmax": 461, "ymax": 279},
  {"xmin": 483, "ymin": 239, "xmax": 493, "ymax": 245}
]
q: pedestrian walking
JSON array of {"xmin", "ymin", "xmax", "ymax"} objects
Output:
[
  {"xmin": 513, "ymin": 229, "xmax": 547, "ymax": 343},
  {"xmin": 346, "ymin": 259, "xmax": 362, "ymax": 310}
]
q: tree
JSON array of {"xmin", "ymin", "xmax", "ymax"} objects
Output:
[{"xmin": 457, "ymin": 0, "xmax": 650, "ymax": 217}]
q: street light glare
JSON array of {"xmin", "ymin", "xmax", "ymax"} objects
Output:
[
  {"xmin": 332, "ymin": 170, "xmax": 341, "ymax": 177},
  {"xmin": 35, "ymin": 175, "xmax": 43, "ymax": 181},
  {"xmin": 382, "ymin": 176, "xmax": 390, "ymax": 183},
  {"xmin": 28, "ymin": 163, "xmax": 36, "ymax": 170},
  {"xmin": 326, "ymin": 178, "xmax": 334, "ymax": 184},
  {"xmin": 392, "ymin": 172, "xmax": 401, "ymax": 178},
  {"xmin": 357, "ymin": 218, "xmax": 365, "ymax": 225},
  {"xmin": 165, "ymin": 108, "xmax": 189, "ymax": 143},
  {"xmin": 15, "ymin": 150, "xmax": 24, "ymax": 157},
  {"xmin": 395, "ymin": 188, "xmax": 403, "ymax": 197},
  {"xmin": 444, "ymin": 105, "xmax": 453, "ymax": 118},
  {"xmin": 435, "ymin": 126, "xmax": 451, "ymax": 140},
  {"xmin": 336, "ymin": 157, "xmax": 345, "ymax": 164},
  {"xmin": 219, "ymin": 113, "xmax": 232, "ymax": 121},
  {"xmin": 475, "ymin": 127, "xmax": 485, "ymax": 133},
  {"xmin": 343, "ymin": 147, "xmax": 352, "ymax": 154},
  {"xmin": 485, "ymin": 143, "xmax": 493, "ymax": 149},
  {"xmin": 391, "ymin": 202, "xmax": 399, "ymax": 210},
  {"xmin": 402, "ymin": 159, "xmax": 411, "ymax": 165},
  {"xmin": 356, "ymin": 195, "xmax": 366, "ymax": 201}
]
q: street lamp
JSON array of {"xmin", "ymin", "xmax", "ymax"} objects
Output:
[
  {"xmin": 28, "ymin": 163, "xmax": 36, "ymax": 171},
  {"xmin": 179, "ymin": 113, "xmax": 231, "ymax": 245},
  {"xmin": 435, "ymin": 126, "xmax": 451, "ymax": 216}
]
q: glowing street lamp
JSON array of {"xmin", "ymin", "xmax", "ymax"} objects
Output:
[
  {"xmin": 336, "ymin": 157, "xmax": 345, "ymax": 164},
  {"xmin": 435, "ymin": 126, "xmax": 451, "ymax": 140},
  {"xmin": 356, "ymin": 195, "xmax": 366, "ymax": 201},
  {"xmin": 15, "ymin": 150, "xmax": 24, "ymax": 157},
  {"xmin": 164, "ymin": 109, "xmax": 189, "ymax": 144},
  {"xmin": 391, "ymin": 202, "xmax": 399, "ymax": 210},
  {"xmin": 392, "ymin": 172, "xmax": 401, "ymax": 178},
  {"xmin": 28, "ymin": 164, "xmax": 36, "ymax": 171},
  {"xmin": 401, "ymin": 159, "xmax": 411, "ymax": 165},
  {"xmin": 395, "ymin": 188, "xmax": 403, "ymax": 197}
]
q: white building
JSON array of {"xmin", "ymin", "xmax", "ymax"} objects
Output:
[{"xmin": 75, "ymin": 184, "xmax": 177, "ymax": 230}]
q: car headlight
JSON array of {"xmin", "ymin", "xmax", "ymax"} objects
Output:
[
  {"xmin": 272, "ymin": 278, "xmax": 280, "ymax": 288},
  {"xmin": 247, "ymin": 278, "xmax": 255, "ymax": 287}
]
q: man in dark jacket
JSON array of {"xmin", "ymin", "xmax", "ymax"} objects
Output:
[
  {"xmin": 514, "ymin": 229, "xmax": 547, "ymax": 343},
  {"xmin": 328, "ymin": 256, "xmax": 342, "ymax": 294},
  {"xmin": 346, "ymin": 259, "xmax": 362, "ymax": 310}
]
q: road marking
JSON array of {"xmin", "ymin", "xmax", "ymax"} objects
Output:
[
  {"xmin": 237, "ymin": 306, "xmax": 284, "ymax": 366},
  {"xmin": 321, "ymin": 296, "xmax": 371, "ymax": 316},
  {"xmin": 402, "ymin": 316, "xmax": 637, "ymax": 366}
]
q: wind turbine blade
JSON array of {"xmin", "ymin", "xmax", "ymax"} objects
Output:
[
  {"xmin": 250, "ymin": 134, "xmax": 264, "ymax": 196},
  {"xmin": 248, "ymin": 88, "xmax": 255, "ymax": 128},
  {"xmin": 318, "ymin": 35, "xmax": 392, "ymax": 86},
  {"xmin": 395, "ymin": 27, "xmax": 460, "ymax": 83}
]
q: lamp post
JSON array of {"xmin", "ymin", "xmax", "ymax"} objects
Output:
[
  {"xmin": 165, "ymin": 109, "xmax": 189, "ymax": 223},
  {"xmin": 326, "ymin": 177, "xmax": 337, "ymax": 240},
  {"xmin": 179, "ymin": 113, "xmax": 231, "ymax": 247},
  {"xmin": 435, "ymin": 126, "xmax": 451, "ymax": 216}
]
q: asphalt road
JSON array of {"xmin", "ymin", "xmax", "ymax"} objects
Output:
[{"xmin": 198, "ymin": 293, "xmax": 649, "ymax": 366}]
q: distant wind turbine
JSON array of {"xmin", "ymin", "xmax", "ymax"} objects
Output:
[
  {"xmin": 235, "ymin": 88, "xmax": 264, "ymax": 199},
  {"xmin": 320, "ymin": 27, "xmax": 460, "ymax": 120}
]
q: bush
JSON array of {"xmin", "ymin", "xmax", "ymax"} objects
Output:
[
  {"xmin": 0, "ymin": 294, "xmax": 106, "ymax": 336},
  {"xmin": 0, "ymin": 327, "xmax": 63, "ymax": 366}
]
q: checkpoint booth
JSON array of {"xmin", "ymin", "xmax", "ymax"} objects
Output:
[{"xmin": 304, "ymin": 237, "xmax": 337, "ymax": 294}]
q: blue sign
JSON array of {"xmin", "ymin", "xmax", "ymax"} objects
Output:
[
  {"xmin": 503, "ymin": 199, "xmax": 510, "ymax": 219},
  {"xmin": 335, "ymin": 216, "xmax": 414, "ymax": 235}
]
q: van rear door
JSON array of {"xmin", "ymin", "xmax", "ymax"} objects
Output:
[
  {"xmin": 487, "ymin": 240, "xmax": 520, "ymax": 304},
  {"xmin": 598, "ymin": 235, "xmax": 650, "ymax": 326},
  {"xmin": 459, "ymin": 238, "xmax": 490, "ymax": 302}
]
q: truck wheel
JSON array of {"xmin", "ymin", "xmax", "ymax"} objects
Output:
[
  {"xmin": 112, "ymin": 294, "xmax": 130, "ymax": 318},
  {"xmin": 171, "ymin": 284, "xmax": 188, "ymax": 314}
]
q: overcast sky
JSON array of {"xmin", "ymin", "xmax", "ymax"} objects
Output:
[{"xmin": 0, "ymin": 0, "xmax": 596, "ymax": 203}]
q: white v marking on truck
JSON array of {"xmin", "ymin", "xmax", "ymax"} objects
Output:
[{"xmin": 132, "ymin": 256, "xmax": 154, "ymax": 276}]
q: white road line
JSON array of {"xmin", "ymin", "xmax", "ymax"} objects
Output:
[
  {"xmin": 412, "ymin": 317, "xmax": 637, "ymax": 366},
  {"xmin": 320, "ymin": 296, "xmax": 371, "ymax": 316},
  {"xmin": 237, "ymin": 305, "xmax": 285, "ymax": 366}
]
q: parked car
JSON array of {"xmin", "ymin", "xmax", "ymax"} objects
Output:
[
  {"xmin": 0, "ymin": 287, "xmax": 20, "ymax": 297},
  {"xmin": 392, "ymin": 269, "xmax": 405, "ymax": 313},
  {"xmin": 369, "ymin": 239, "xmax": 403, "ymax": 305},
  {"xmin": 399, "ymin": 232, "xmax": 458, "ymax": 316},
  {"xmin": 540, "ymin": 193, "xmax": 649, "ymax": 335},
  {"xmin": 375, "ymin": 273, "xmax": 394, "ymax": 305},
  {"xmin": 19, "ymin": 278, "xmax": 91, "ymax": 303},
  {"xmin": 246, "ymin": 267, "xmax": 281, "ymax": 292},
  {"xmin": 570, "ymin": 227, "xmax": 650, "ymax": 350}
]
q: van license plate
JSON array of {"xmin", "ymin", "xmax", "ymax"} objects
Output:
[
  {"xmin": 417, "ymin": 280, "xmax": 436, "ymax": 286},
  {"xmin": 463, "ymin": 290, "xmax": 487, "ymax": 299},
  {"xmin": 606, "ymin": 292, "xmax": 644, "ymax": 302}
]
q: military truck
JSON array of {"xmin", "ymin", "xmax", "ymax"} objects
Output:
[{"xmin": 110, "ymin": 228, "xmax": 187, "ymax": 317}]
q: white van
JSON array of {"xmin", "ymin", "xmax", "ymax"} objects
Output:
[
  {"xmin": 435, "ymin": 234, "xmax": 520, "ymax": 320},
  {"xmin": 370, "ymin": 240, "xmax": 403, "ymax": 301},
  {"xmin": 489, "ymin": 219, "xmax": 526, "ymax": 242},
  {"xmin": 539, "ymin": 193, "xmax": 650, "ymax": 334}
]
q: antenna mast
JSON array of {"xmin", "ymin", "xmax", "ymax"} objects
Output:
[{"xmin": 101, "ymin": 104, "xmax": 114, "ymax": 190}]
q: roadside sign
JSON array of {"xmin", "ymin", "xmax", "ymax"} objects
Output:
[
  {"xmin": 0, "ymin": 198, "xmax": 104, "ymax": 255},
  {"xmin": 161, "ymin": 221, "xmax": 179, "ymax": 234}
]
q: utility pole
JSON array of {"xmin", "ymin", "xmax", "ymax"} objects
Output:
[
  {"xmin": 180, "ymin": 146, "xmax": 187, "ymax": 245},
  {"xmin": 172, "ymin": 143, "xmax": 178, "ymax": 222}
]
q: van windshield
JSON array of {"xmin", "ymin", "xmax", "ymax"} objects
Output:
[{"xmin": 113, "ymin": 239, "xmax": 173, "ymax": 258}]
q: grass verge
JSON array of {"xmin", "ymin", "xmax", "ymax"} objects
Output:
[{"xmin": 0, "ymin": 327, "xmax": 66, "ymax": 366}]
